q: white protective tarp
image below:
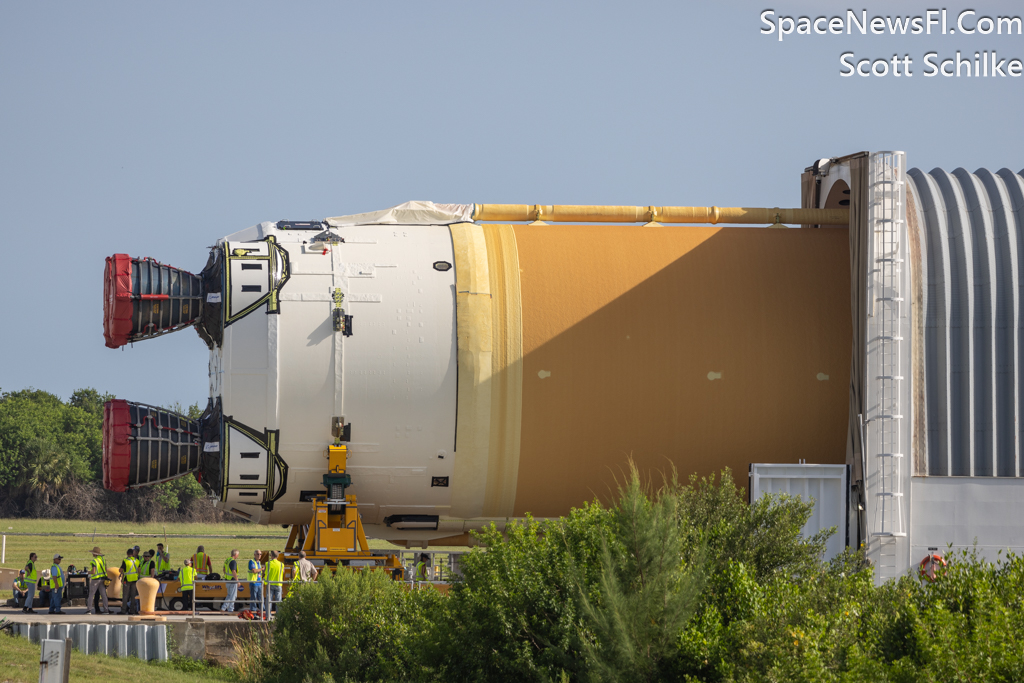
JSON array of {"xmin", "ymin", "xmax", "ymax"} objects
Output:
[{"xmin": 326, "ymin": 201, "xmax": 474, "ymax": 227}]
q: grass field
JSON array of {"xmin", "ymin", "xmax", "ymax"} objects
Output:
[
  {"xmin": 0, "ymin": 632, "xmax": 237, "ymax": 683},
  {"xmin": 0, "ymin": 518, "xmax": 403, "ymax": 572}
]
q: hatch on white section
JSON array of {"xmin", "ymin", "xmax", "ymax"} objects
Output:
[{"xmin": 749, "ymin": 463, "xmax": 848, "ymax": 560}]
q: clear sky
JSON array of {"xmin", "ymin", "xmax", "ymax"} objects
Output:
[{"xmin": 2, "ymin": 1, "xmax": 1022, "ymax": 409}]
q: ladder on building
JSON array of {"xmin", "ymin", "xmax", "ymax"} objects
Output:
[{"xmin": 870, "ymin": 151, "xmax": 907, "ymax": 539}]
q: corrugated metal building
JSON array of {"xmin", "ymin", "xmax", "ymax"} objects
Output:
[{"xmin": 806, "ymin": 153, "xmax": 1024, "ymax": 582}]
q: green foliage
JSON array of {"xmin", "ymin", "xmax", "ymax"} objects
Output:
[
  {"xmin": 672, "ymin": 550, "xmax": 874, "ymax": 682},
  {"xmin": 845, "ymin": 548, "xmax": 1024, "ymax": 682},
  {"xmin": 154, "ymin": 653, "xmax": 236, "ymax": 677},
  {"xmin": 426, "ymin": 502, "xmax": 613, "ymax": 682},
  {"xmin": 69, "ymin": 387, "xmax": 115, "ymax": 418},
  {"xmin": 153, "ymin": 473, "xmax": 207, "ymax": 514},
  {"xmin": 259, "ymin": 568, "xmax": 441, "ymax": 683},
  {"xmin": 580, "ymin": 466, "xmax": 702, "ymax": 682},
  {"xmin": 18, "ymin": 437, "xmax": 77, "ymax": 504},
  {"xmin": 677, "ymin": 469, "xmax": 829, "ymax": 581},
  {"xmin": 233, "ymin": 466, "xmax": 1024, "ymax": 683},
  {"xmin": 666, "ymin": 469, "xmax": 857, "ymax": 682},
  {"xmin": 0, "ymin": 388, "xmax": 104, "ymax": 487},
  {"xmin": 165, "ymin": 400, "xmax": 205, "ymax": 421}
]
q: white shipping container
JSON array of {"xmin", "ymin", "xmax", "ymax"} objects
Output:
[{"xmin": 749, "ymin": 463, "xmax": 848, "ymax": 561}]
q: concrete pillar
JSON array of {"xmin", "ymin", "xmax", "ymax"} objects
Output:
[
  {"xmin": 130, "ymin": 625, "xmax": 147, "ymax": 659},
  {"xmin": 31, "ymin": 623, "xmax": 50, "ymax": 644},
  {"xmin": 113, "ymin": 624, "xmax": 129, "ymax": 657},
  {"xmin": 91, "ymin": 624, "xmax": 110, "ymax": 656},
  {"xmin": 72, "ymin": 624, "xmax": 90, "ymax": 654},
  {"xmin": 149, "ymin": 625, "xmax": 168, "ymax": 662}
]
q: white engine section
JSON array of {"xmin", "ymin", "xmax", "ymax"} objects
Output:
[{"xmin": 213, "ymin": 222, "xmax": 459, "ymax": 536}]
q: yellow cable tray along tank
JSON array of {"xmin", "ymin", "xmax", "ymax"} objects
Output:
[{"xmin": 101, "ymin": 201, "xmax": 851, "ymax": 548}]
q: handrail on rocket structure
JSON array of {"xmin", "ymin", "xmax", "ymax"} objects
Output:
[{"xmin": 472, "ymin": 204, "xmax": 849, "ymax": 226}]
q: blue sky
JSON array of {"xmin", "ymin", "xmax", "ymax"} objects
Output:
[{"xmin": 2, "ymin": 1, "xmax": 1022, "ymax": 409}]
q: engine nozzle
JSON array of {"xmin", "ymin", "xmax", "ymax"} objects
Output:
[
  {"xmin": 102, "ymin": 399, "xmax": 203, "ymax": 492},
  {"xmin": 103, "ymin": 254, "xmax": 203, "ymax": 348}
]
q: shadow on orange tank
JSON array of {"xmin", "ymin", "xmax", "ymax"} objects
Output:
[{"xmin": 510, "ymin": 224, "xmax": 852, "ymax": 517}]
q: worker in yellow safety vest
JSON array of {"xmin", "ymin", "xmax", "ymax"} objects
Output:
[
  {"xmin": 178, "ymin": 558, "xmax": 196, "ymax": 611},
  {"xmin": 22, "ymin": 553, "xmax": 38, "ymax": 614},
  {"xmin": 119, "ymin": 547, "xmax": 140, "ymax": 615},
  {"xmin": 265, "ymin": 550, "xmax": 285, "ymax": 614},
  {"xmin": 192, "ymin": 545, "xmax": 212, "ymax": 578},
  {"xmin": 248, "ymin": 550, "xmax": 263, "ymax": 615},
  {"xmin": 220, "ymin": 549, "xmax": 240, "ymax": 613},
  {"xmin": 48, "ymin": 554, "xmax": 65, "ymax": 614},
  {"xmin": 86, "ymin": 546, "xmax": 110, "ymax": 615},
  {"xmin": 156, "ymin": 543, "xmax": 171, "ymax": 573},
  {"xmin": 13, "ymin": 569, "xmax": 31, "ymax": 611},
  {"xmin": 414, "ymin": 553, "xmax": 430, "ymax": 582},
  {"xmin": 38, "ymin": 568, "xmax": 52, "ymax": 607},
  {"xmin": 139, "ymin": 551, "xmax": 156, "ymax": 579}
]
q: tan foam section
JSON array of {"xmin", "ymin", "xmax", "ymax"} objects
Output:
[
  {"xmin": 512, "ymin": 225, "xmax": 851, "ymax": 517},
  {"xmin": 481, "ymin": 224, "xmax": 523, "ymax": 516},
  {"xmin": 449, "ymin": 223, "xmax": 524, "ymax": 519}
]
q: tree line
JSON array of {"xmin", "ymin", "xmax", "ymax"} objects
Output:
[{"xmin": 0, "ymin": 387, "xmax": 230, "ymax": 522}]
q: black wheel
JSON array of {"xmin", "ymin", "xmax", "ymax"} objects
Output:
[{"xmin": 169, "ymin": 597, "xmax": 185, "ymax": 611}]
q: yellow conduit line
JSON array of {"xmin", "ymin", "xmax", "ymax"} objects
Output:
[{"xmin": 472, "ymin": 204, "xmax": 849, "ymax": 226}]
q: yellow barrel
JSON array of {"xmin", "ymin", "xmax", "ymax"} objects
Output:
[{"xmin": 448, "ymin": 223, "xmax": 851, "ymax": 522}]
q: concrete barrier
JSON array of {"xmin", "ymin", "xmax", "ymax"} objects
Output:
[
  {"xmin": 169, "ymin": 617, "xmax": 269, "ymax": 666},
  {"xmin": 14, "ymin": 620, "xmax": 169, "ymax": 662},
  {"xmin": 10, "ymin": 617, "xmax": 262, "ymax": 666}
]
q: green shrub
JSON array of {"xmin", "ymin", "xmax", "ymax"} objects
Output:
[
  {"xmin": 424, "ymin": 502, "xmax": 612, "ymax": 682},
  {"xmin": 258, "ymin": 568, "xmax": 441, "ymax": 683},
  {"xmin": 241, "ymin": 468, "xmax": 1024, "ymax": 683},
  {"xmin": 677, "ymin": 469, "xmax": 829, "ymax": 581},
  {"xmin": 580, "ymin": 465, "xmax": 703, "ymax": 683},
  {"xmin": 668, "ymin": 470, "xmax": 869, "ymax": 683},
  {"xmin": 845, "ymin": 549, "xmax": 1024, "ymax": 683}
]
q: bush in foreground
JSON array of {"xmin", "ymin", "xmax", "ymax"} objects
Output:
[
  {"xmin": 241, "ymin": 469, "xmax": 1024, "ymax": 683},
  {"xmin": 255, "ymin": 567, "xmax": 442, "ymax": 683}
]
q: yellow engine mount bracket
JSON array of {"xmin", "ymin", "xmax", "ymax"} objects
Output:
[
  {"xmin": 328, "ymin": 444, "xmax": 347, "ymax": 474},
  {"xmin": 282, "ymin": 444, "xmax": 401, "ymax": 572}
]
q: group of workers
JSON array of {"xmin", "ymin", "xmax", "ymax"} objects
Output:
[
  {"xmin": 172, "ymin": 546, "xmax": 309, "ymax": 615},
  {"xmin": 11, "ymin": 544, "xmax": 321, "ymax": 615},
  {"xmin": 13, "ymin": 546, "xmax": 437, "ymax": 615},
  {"xmin": 11, "ymin": 552, "xmax": 68, "ymax": 615}
]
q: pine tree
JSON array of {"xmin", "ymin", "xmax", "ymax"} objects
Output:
[{"xmin": 579, "ymin": 463, "xmax": 703, "ymax": 682}]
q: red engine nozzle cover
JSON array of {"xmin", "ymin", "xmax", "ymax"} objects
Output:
[
  {"xmin": 102, "ymin": 399, "xmax": 132, "ymax": 492},
  {"xmin": 103, "ymin": 254, "xmax": 133, "ymax": 348}
]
